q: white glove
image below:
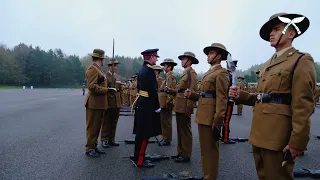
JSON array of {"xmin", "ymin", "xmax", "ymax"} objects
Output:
[
  {"xmin": 155, "ymin": 108, "xmax": 161, "ymax": 113},
  {"xmin": 108, "ymin": 88, "xmax": 117, "ymax": 92}
]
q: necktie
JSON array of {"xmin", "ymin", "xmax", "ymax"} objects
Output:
[{"xmin": 270, "ymin": 54, "xmax": 277, "ymax": 64}]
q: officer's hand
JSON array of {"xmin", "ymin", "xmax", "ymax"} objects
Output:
[
  {"xmin": 108, "ymin": 88, "xmax": 117, "ymax": 92},
  {"xmin": 229, "ymin": 86, "xmax": 240, "ymax": 99},
  {"xmin": 283, "ymin": 145, "xmax": 302, "ymax": 159},
  {"xmin": 184, "ymin": 89, "xmax": 191, "ymax": 98},
  {"xmin": 155, "ymin": 108, "xmax": 161, "ymax": 113},
  {"xmin": 164, "ymin": 86, "xmax": 169, "ymax": 92}
]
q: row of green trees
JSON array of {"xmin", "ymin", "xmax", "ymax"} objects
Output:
[
  {"xmin": 1, "ymin": 43, "xmax": 319, "ymax": 88},
  {"xmin": 0, "ymin": 43, "xmax": 144, "ymax": 88}
]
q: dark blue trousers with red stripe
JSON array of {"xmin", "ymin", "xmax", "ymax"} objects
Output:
[{"xmin": 134, "ymin": 136, "xmax": 149, "ymax": 166}]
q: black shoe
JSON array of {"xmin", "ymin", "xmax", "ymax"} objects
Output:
[
  {"xmin": 108, "ymin": 140, "xmax": 120, "ymax": 147},
  {"xmin": 223, "ymin": 139, "xmax": 236, "ymax": 144},
  {"xmin": 137, "ymin": 160, "xmax": 155, "ymax": 168},
  {"xmin": 317, "ymin": 136, "xmax": 320, "ymax": 139},
  {"xmin": 238, "ymin": 113, "xmax": 242, "ymax": 116},
  {"xmin": 85, "ymin": 150, "xmax": 99, "ymax": 157},
  {"xmin": 171, "ymin": 153, "xmax": 181, "ymax": 159},
  {"xmin": 101, "ymin": 141, "xmax": 111, "ymax": 148},
  {"xmin": 174, "ymin": 156, "xmax": 190, "ymax": 163},
  {"xmin": 158, "ymin": 141, "xmax": 171, "ymax": 146},
  {"xmin": 95, "ymin": 148, "xmax": 106, "ymax": 154}
]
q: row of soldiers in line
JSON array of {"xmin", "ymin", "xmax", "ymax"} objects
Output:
[
  {"xmin": 130, "ymin": 12, "xmax": 318, "ymax": 180},
  {"xmin": 83, "ymin": 12, "xmax": 319, "ymax": 180}
]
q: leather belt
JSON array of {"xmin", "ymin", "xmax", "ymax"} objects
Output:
[
  {"xmin": 256, "ymin": 93, "xmax": 291, "ymax": 105},
  {"xmin": 200, "ymin": 92, "xmax": 216, "ymax": 98},
  {"xmin": 177, "ymin": 88, "xmax": 186, "ymax": 93}
]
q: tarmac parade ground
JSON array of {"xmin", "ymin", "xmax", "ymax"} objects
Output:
[{"xmin": 0, "ymin": 89, "xmax": 319, "ymax": 180}]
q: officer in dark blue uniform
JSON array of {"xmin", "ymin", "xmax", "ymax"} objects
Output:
[{"xmin": 132, "ymin": 49, "xmax": 162, "ymax": 168}]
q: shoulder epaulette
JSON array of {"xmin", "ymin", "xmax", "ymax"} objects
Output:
[{"xmin": 146, "ymin": 64, "xmax": 153, "ymax": 69}]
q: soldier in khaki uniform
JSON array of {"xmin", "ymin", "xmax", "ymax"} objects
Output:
[
  {"xmin": 82, "ymin": 83, "xmax": 86, "ymax": 95},
  {"xmin": 126, "ymin": 81, "xmax": 131, "ymax": 106},
  {"xmin": 165, "ymin": 52, "xmax": 198, "ymax": 163},
  {"xmin": 158, "ymin": 58, "xmax": 177, "ymax": 146},
  {"xmin": 185, "ymin": 43, "xmax": 230, "ymax": 180},
  {"xmin": 100, "ymin": 59, "xmax": 122, "ymax": 148},
  {"xmin": 153, "ymin": 65, "xmax": 164, "ymax": 88},
  {"xmin": 315, "ymin": 85, "xmax": 320, "ymax": 106},
  {"xmin": 229, "ymin": 13, "xmax": 316, "ymax": 180},
  {"xmin": 122, "ymin": 81, "xmax": 129, "ymax": 106},
  {"xmin": 84, "ymin": 49, "xmax": 111, "ymax": 157},
  {"xmin": 130, "ymin": 75, "xmax": 138, "ymax": 107},
  {"xmin": 237, "ymin": 77, "xmax": 245, "ymax": 115}
]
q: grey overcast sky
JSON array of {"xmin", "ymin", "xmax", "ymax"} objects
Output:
[{"xmin": 0, "ymin": 0, "xmax": 319, "ymax": 72}]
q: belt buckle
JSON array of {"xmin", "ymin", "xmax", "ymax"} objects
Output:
[{"xmin": 257, "ymin": 93, "xmax": 263, "ymax": 103}]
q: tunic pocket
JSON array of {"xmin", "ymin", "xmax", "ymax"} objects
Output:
[{"xmin": 270, "ymin": 70, "xmax": 291, "ymax": 91}]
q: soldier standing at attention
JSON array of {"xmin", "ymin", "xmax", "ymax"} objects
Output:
[
  {"xmin": 132, "ymin": 49, "xmax": 162, "ymax": 168},
  {"xmin": 165, "ymin": 51, "xmax": 198, "ymax": 163},
  {"xmin": 82, "ymin": 83, "xmax": 86, "ymax": 95},
  {"xmin": 153, "ymin": 65, "xmax": 164, "ymax": 88},
  {"xmin": 185, "ymin": 43, "xmax": 230, "ymax": 180},
  {"xmin": 130, "ymin": 75, "xmax": 138, "ymax": 107},
  {"xmin": 229, "ymin": 13, "xmax": 316, "ymax": 179},
  {"xmin": 100, "ymin": 58, "xmax": 122, "ymax": 148},
  {"xmin": 237, "ymin": 76, "xmax": 245, "ymax": 115},
  {"xmin": 158, "ymin": 58, "xmax": 177, "ymax": 146},
  {"xmin": 84, "ymin": 49, "xmax": 113, "ymax": 157}
]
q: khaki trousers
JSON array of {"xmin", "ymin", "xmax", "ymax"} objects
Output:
[
  {"xmin": 160, "ymin": 108, "xmax": 172, "ymax": 142},
  {"xmin": 85, "ymin": 108, "xmax": 104, "ymax": 151},
  {"xmin": 237, "ymin": 104, "xmax": 243, "ymax": 113},
  {"xmin": 100, "ymin": 108, "xmax": 120, "ymax": 142},
  {"xmin": 198, "ymin": 124, "xmax": 220, "ymax": 180},
  {"xmin": 252, "ymin": 146, "xmax": 295, "ymax": 180},
  {"xmin": 175, "ymin": 112, "xmax": 192, "ymax": 157}
]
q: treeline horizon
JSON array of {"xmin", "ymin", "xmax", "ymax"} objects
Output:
[{"xmin": 1, "ymin": 43, "xmax": 319, "ymax": 88}]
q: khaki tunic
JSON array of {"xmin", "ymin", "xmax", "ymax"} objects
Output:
[
  {"xmin": 159, "ymin": 71, "xmax": 176, "ymax": 109},
  {"xmin": 172, "ymin": 67, "xmax": 198, "ymax": 115},
  {"xmin": 130, "ymin": 80, "xmax": 138, "ymax": 106},
  {"xmin": 105, "ymin": 71, "xmax": 122, "ymax": 108},
  {"xmin": 237, "ymin": 48, "xmax": 316, "ymax": 151},
  {"xmin": 84, "ymin": 64, "xmax": 109, "ymax": 109},
  {"xmin": 156, "ymin": 75, "xmax": 164, "ymax": 89},
  {"xmin": 193, "ymin": 66, "xmax": 229, "ymax": 126}
]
